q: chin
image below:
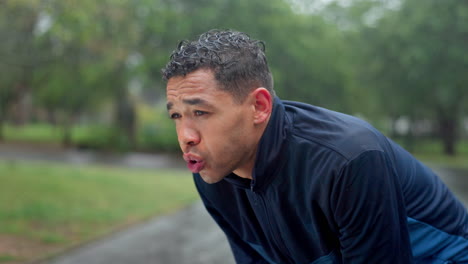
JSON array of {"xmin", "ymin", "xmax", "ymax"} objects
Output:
[{"xmin": 199, "ymin": 171, "xmax": 225, "ymax": 184}]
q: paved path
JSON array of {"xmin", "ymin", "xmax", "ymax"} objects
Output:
[
  {"xmin": 43, "ymin": 202, "xmax": 235, "ymax": 264},
  {"xmin": 432, "ymin": 167, "xmax": 468, "ymax": 208}
]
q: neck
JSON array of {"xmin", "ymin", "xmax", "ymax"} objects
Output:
[
  {"xmin": 232, "ymin": 115, "xmax": 271, "ymax": 180},
  {"xmin": 232, "ymin": 138, "xmax": 258, "ymax": 180},
  {"xmin": 233, "ymin": 166, "xmax": 254, "ymax": 180}
]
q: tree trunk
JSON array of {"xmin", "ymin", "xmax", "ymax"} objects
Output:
[
  {"xmin": 438, "ymin": 117, "xmax": 457, "ymax": 156},
  {"xmin": 404, "ymin": 121, "xmax": 415, "ymax": 153},
  {"xmin": 46, "ymin": 109, "xmax": 57, "ymax": 126},
  {"xmin": 113, "ymin": 66, "xmax": 136, "ymax": 150},
  {"xmin": 61, "ymin": 114, "xmax": 72, "ymax": 148},
  {"xmin": 0, "ymin": 89, "xmax": 14, "ymax": 142},
  {"xmin": 115, "ymin": 94, "xmax": 136, "ymax": 149},
  {"xmin": 0, "ymin": 116, "xmax": 4, "ymax": 141}
]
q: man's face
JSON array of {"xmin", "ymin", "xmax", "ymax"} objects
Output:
[{"xmin": 166, "ymin": 69, "xmax": 259, "ymax": 184}]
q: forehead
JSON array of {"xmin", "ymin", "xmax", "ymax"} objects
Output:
[
  {"xmin": 167, "ymin": 69, "xmax": 217, "ymax": 93},
  {"xmin": 166, "ymin": 69, "xmax": 233, "ymax": 105}
]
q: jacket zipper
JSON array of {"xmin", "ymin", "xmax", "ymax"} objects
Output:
[{"xmin": 251, "ymin": 186, "xmax": 294, "ymax": 263}]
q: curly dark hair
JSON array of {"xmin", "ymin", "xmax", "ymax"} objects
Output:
[{"xmin": 161, "ymin": 29, "xmax": 275, "ymax": 103}]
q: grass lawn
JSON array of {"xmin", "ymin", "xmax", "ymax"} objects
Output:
[
  {"xmin": 0, "ymin": 160, "xmax": 197, "ymax": 263},
  {"xmin": 3, "ymin": 118, "xmax": 180, "ymax": 152},
  {"xmin": 415, "ymin": 153, "xmax": 468, "ymax": 170},
  {"xmin": 3, "ymin": 124, "xmax": 61, "ymax": 144},
  {"xmin": 409, "ymin": 140, "xmax": 468, "ymax": 169}
]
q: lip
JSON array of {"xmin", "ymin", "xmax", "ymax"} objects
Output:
[{"xmin": 183, "ymin": 153, "xmax": 205, "ymax": 173}]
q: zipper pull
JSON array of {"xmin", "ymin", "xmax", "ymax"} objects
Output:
[{"xmin": 250, "ymin": 184, "xmax": 258, "ymax": 206}]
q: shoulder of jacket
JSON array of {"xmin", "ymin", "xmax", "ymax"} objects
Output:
[{"xmin": 283, "ymin": 101, "xmax": 387, "ymax": 162}]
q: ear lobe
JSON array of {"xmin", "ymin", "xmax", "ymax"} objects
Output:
[{"xmin": 252, "ymin": 88, "xmax": 273, "ymax": 125}]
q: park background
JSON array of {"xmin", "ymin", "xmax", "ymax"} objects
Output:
[{"xmin": 0, "ymin": 0, "xmax": 467, "ymax": 263}]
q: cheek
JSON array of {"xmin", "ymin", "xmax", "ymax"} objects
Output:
[
  {"xmin": 220, "ymin": 120, "xmax": 252, "ymax": 149},
  {"xmin": 202, "ymin": 109, "xmax": 253, "ymax": 149},
  {"xmin": 231, "ymin": 114, "xmax": 253, "ymax": 136},
  {"xmin": 218, "ymin": 120, "xmax": 247, "ymax": 141}
]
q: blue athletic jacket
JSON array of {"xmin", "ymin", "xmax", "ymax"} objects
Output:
[{"xmin": 194, "ymin": 97, "xmax": 468, "ymax": 263}]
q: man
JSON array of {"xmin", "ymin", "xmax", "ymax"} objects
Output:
[{"xmin": 162, "ymin": 29, "xmax": 468, "ymax": 263}]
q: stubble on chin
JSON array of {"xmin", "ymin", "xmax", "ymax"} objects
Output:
[{"xmin": 199, "ymin": 174, "xmax": 223, "ymax": 184}]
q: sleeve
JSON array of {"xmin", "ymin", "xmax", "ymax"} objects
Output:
[
  {"xmin": 330, "ymin": 150, "xmax": 414, "ymax": 263},
  {"xmin": 193, "ymin": 176, "xmax": 270, "ymax": 264}
]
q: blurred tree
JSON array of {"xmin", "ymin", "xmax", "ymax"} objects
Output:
[
  {"xmin": 362, "ymin": 0, "xmax": 468, "ymax": 155},
  {"xmin": 318, "ymin": 0, "xmax": 388, "ymax": 117},
  {"xmin": 0, "ymin": 0, "xmax": 43, "ymax": 139},
  {"xmin": 267, "ymin": 14, "xmax": 356, "ymax": 112},
  {"xmin": 33, "ymin": 0, "xmax": 143, "ymax": 147},
  {"xmin": 13, "ymin": 0, "xmax": 463, "ymax": 155},
  {"xmin": 159, "ymin": 0, "xmax": 356, "ymax": 113}
]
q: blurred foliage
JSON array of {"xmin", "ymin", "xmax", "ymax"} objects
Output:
[
  {"xmin": 0, "ymin": 0, "xmax": 466, "ymax": 155},
  {"xmin": 137, "ymin": 103, "xmax": 179, "ymax": 152},
  {"xmin": 359, "ymin": 0, "xmax": 468, "ymax": 155},
  {"xmin": 4, "ymin": 104, "xmax": 178, "ymax": 152}
]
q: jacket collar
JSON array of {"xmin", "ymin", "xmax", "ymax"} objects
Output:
[{"xmin": 225, "ymin": 97, "xmax": 291, "ymax": 192}]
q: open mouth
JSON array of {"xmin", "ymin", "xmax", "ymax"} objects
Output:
[
  {"xmin": 183, "ymin": 154, "xmax": 205, "ymax": 173},
  {"xmin": 187, "ymin": 159, "xmax": 205, "ymax": 173}
]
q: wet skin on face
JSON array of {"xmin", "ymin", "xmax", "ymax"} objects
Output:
[{"xmin": 166, "ymin": 69, "xmax": 265, "ymax": 183}]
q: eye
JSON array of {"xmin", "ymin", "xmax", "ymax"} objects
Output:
[
  {"xmin": 170, "ymin": 113, "xmax": 181, "ymax": 119},
  {"xmin": 194, "ymin": 110, "xmax": 207, "ymax": 116}
]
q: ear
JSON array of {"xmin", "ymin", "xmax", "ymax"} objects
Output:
[{"xmin": 251, "ymin": 88, "xmax": 273, "ymax": 125}]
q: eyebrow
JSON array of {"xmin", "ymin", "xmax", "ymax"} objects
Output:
[{"xmin": 166, "ymin": 98, "xmax": 211, "ymax": 111}]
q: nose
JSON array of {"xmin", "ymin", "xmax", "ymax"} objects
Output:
[{"xmin": 176, "ymin": 122, "xmax": 200, "ymax": 151}]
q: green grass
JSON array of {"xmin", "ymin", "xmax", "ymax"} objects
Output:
[
  {"xmin": 415, "ymin": 153, "xmax": 468, "ymax": 169},
  {"xmin": 0, "ymin": 255, "xmax": 18, "ymax": 262},
  {"xmin": 3, "ymin": 123, "xmax": 127, "ymax": 149},
  {"xmin": 0, "ymin": 160, "xmax": 197, "ymax": 260},
  {"xmin": 3, "ymin": 123, "xmax": 62, "ymax": 143},
  {"xmin": 397, "ymin": 139, "xmax": 468, "ymax": 169},
  {"xmin": 3, "ymin": 121, "xmax": 180, "ymax": 152},
  {"xmin": 2, "ymin": 103, "xmax": 181, "ymax": 152}
]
